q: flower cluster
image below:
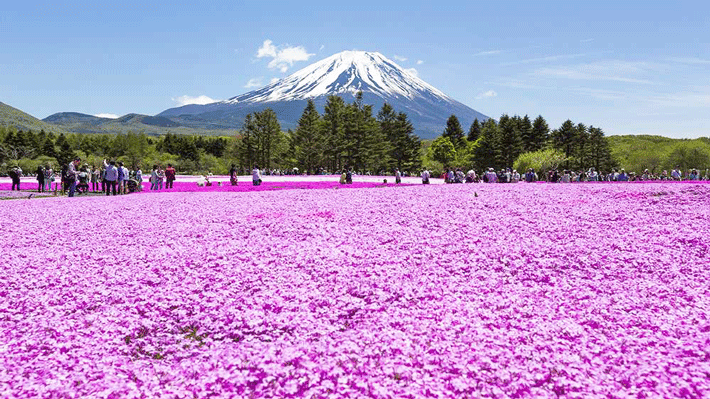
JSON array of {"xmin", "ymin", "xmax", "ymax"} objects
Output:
[{"xmin": 1, "ymin": 183, "xmax": 709, "ymax": 397}]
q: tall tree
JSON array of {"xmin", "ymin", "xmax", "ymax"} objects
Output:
[
  {"xmin": 550, "ymin": 120, "xmax": 577, "ymax": 168},
  {"xmin": 472, "ymin": 118, "xmax": 500, "ymax": 171},
  {"xmin": 497, "ymin": 114, "xmax": 523, "ymax": 168},
  {"xmin": 519, "ymin": 115, "xmax": 534, "ymax": 152},
  {"xmin": 429, "ymin": 136, "xmax": 456, "ymax": 166},
  {"xmin": 391, "ymin": 112, "xmax": 421, "ymax": 171},
  {"xmin": 587, "ymin": 126, "xmax": 616, "ymax": 172},
  {"xmin": 292, "ymin": 99, "xmax": 323, "ymax": 174},
  {"xmin": 530, "ymin": 115, "xmax": 550, "ymax": 152},
  {"xmin": 322, "ymin": 95, "xmax": 346, "ymax": 171},
  {"xmin": 442, "ymin": 114, "xmax": 465, "ymax": 149},
  {"xmin": 574, "ymin": 123, "xmax": 590, "ymax": 170},
  {"xmin": 467, "ymin": 118, "xmax": 482, "ymax": 142}
]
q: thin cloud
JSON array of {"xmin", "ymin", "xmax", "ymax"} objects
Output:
[
  {"xmin": 532, "ymin": 60, "xmax": 661, "ymax": 85},
  {"xmin": 172, "ymin": 95, "xmax": 217, "ymax": 106},
  {"xmin": 244, "ymin": 78, "xmax": 264, "ymax": 89},
  {"xmin": 269, "ymin": 77, "xmax": 280, "ymax": 84},
  {"xmin": 416, "ymin": 60, "xmax": 424, "ymax": 65},
  {"xmin": 393, "ymin": 55, "xmax": 408, "ymax": 62},
  {"xmin": 474, "ymin": 50, "xmax": 502, "ymax": 56},
  {"xmin": 667, "ymin": 57, "xmax": 710, "ymax": 65},
  {"xmin": 475, "ymin": 90, "xmax": 498, "ymax": 100},
  {"xmin": 404, "ymin": 68, "xmax": 418, "ymax": 77},
  {"xmin": 502, "ymin": 53, "xmax": 587, "ymax": 66},
  {"xmin": 319, "ymin": 44, "xmax": 325, "ymax": 51},
  {"xmin": 256, "ymin": 39, "xmax": 314, "ymax": 73},
  {"xmin": 580, "ymin": 38, "xmax": 595, "ymax": 43},
  {"xmin": 94, "ymin": 113, "xmax": 119, "ymax": 119}
]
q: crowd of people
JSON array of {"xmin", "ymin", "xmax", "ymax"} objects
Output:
[
  {"xmin": 430, "ymin": 167, "xmax": 710, "ymax": 184},
  {"xmin": 5, "ymin": 161, "xmax": 710, "ymax": 197}
]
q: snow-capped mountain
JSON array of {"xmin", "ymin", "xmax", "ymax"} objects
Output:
[{"xmin": 159, "ymin": 51, "xmax": 488, "ymax": 138}]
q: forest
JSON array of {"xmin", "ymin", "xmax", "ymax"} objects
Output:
[{"xmin": 1, "ymin": 93, "xmax": 709, "ymax": 176}]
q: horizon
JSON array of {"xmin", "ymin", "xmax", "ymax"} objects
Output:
[{"xmin": 1, "ymin": 0, "xmax": 709, "ymax": 138}]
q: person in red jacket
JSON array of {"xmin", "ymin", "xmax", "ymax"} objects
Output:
[{"xmin": 165, "ymin": 164, "xmax": 176, "ymax": 189}]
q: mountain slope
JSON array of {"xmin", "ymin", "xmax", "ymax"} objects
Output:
[
  {"xmin": 0, "ymin": 102, "xmax": 68, "ymax": 134},
  {"xmin": 42, "ymin": 112, "xmax": 233, "ymax": 135},
  {"xmin": 159, "ymin": 51, "xmax": 488, "ymax": 138}
]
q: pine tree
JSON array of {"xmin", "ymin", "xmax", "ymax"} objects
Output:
[
  {"xmin": 519, "ymin": 115, "xmax": 534, "ymax": 151},
  {"xmin": 497, "ymin": 114, "xmax": 523, "ymax": 168},
  {"xmin": 550, "ymin": 120, "xmax": 577, "ymax": 168},
  {"xmin": 588, "ymin": 126, "xmax": 616, "ymax": 172},
  {"xmin": 55, "ymin": 133, "xmax": 75, "ymax": 166},
  {"xmin": 530, "ymin": 115, "xmax": 550, "ymax": 152},
  {"xmin": 322, "ymin": 95, "xmax": 346, "ymax": 171},
  {"xmin": 574, "ymin": 123, "xmax": 589, "ymax": 170},
  {"xmin": 392, "ymin": 112, "xmax": 421, "ymax": 171},
  {"xmin": 467, "ymin": 118, "xmax": 482, "ymax": 142},
  {"xmin": 292, "ymin": 99, "xmax": 323, "ymax": 174},
  {"xmin": 442, "ymin": 114, "xmax": 465, "ymax": 149},
  {"xmin": 473, "ymin": 118, "xmax": 500, "ymax": 171}
]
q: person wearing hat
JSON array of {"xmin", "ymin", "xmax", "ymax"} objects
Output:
[
  {"xmin": 8, "ymin": 165, "xmax": 22, "ymax": 191},
  {"xmin": 617, "ymin": 169, "xmax": 628, "ymax": 182}
]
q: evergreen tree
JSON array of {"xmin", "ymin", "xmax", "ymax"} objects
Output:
[
  {"xmin": 467, "ymin": 118, "xmax": 482, "ymax": 142},
  {"xmin": 292, "ymin": 99, "xmax": 323, "ymax": 174},
  {"xmin": 322, "ymin": 95, "xmax": 346, "ymax": 171},
  {"xmin": 41, "ymin": 135, "xmax": 57, "ymax": 158},
  {"xmin": 588, "ymin": 126, "xmax": 616, "ymax": 172},
  {"xmin": 519, "ymin": 115, "xmax": 534, "ymax": 152},
  {"xmin": 55, "ymin": 133, "xmax": 75, "ymax": 166},
  {"xmin": 472, "ymin": 118, "xmax": 500, "ymax": 171},
  {"xmin": 550, "ymin": 120, "xmax": 577, "ymax": 168},
  {"xmin": 442, "ymin": 114, "xmax": 465, "ymax": 149},
  {"xmin": 497, "ymin": 114, "xmax": 523, "ymax": 168},
  {"xmin": 574, "ymin": 123, "xmax": 590, "ymax": 170},
  {"xmin": 391, "ymin": 112, "xmax": 421, "ymax": 171},
  {"xmin": 530, "ymin": 115, "xmax": 550, "ymax": 152}
]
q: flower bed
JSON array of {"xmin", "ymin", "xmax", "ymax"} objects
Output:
[{"xmin": 1, "ymin": 183, "xmax": 709, "ymax": 397}]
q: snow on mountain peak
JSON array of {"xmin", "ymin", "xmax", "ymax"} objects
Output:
[{"xmin": 224, "ymin": 50, "xmax": 452, "ymax": 104}]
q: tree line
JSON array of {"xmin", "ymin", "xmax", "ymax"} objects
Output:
[
  {"xmin": 235, "ymin": 93, "xmax": 422, "ymax": 174},
  {"xmin": 426, "ymin": 114, "xmax": 617, "ymax": 174}
]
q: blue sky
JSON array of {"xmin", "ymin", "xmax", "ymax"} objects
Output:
[{"xmin": 1, "ymin": 0, "xmax": 708, "ymax": 138}]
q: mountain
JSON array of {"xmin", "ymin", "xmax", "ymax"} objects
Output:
[
  {"xmin": 42, "ymin": 112, "xmax": 232, "ymax": 136},
  {"xmin": 0, "ymin": 102, "xmax": 69, "ymax": 134},
  {"xmin": 159, "ymin": 51, "xmax": 488, "ymax": 138}
]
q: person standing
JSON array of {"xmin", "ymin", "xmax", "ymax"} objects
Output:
[
  {"xmin": 44, "ymin": 165, "xmax": 54, "ymax": 192},
  {"xmin": 229, "ymin": 164, "xmax": 238, "ymax": 186},
  {"xmin": 165, "ymin": 164, "xmax": 176, "ymax": 189},
  {"xmin": 157, "ymin": 166, "xmax": 165, "ymax": 190},
  {"xmin": 91, "ymin": 166, "xmax": 100, "ymax": 192},
  {"xmin": 9, "ymin": 166, "xmax": 22, "ymax": 191},
  {"xmin": 135, "ymin": 167, "xmax": 143, "ymax": 191},
  {"xmin": 395, "ymin": 168, "xmax": 402, "ymax": 184},
  {"xmin": 36, "ymin": 165, "xmax": 45, "ymax": 192},
  {"xmin": 103, "ymin": 159, "xmax": 118, "ymax": 195},
  {"xmin": 252, "ymin": 165, "xmax": 261, "ymax": 186},
  {"xmin": 66, "ymin": 158, "xmax": 81, "ymax": 197}
]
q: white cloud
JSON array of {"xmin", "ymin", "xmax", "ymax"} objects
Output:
[
  {"xmin": 501, "ymin": 53, "xmax": 587, "ymax": 66},
  {"xmin": 270, "ymin": 77, "xmax": 280, "ymax": 84},
  {"xmin": 474, "ymin": 50, "xmax": 502, "ymax": 56},
  {"xmin": 256, "ymin": 39, "xmax": 314, "ymax": 73},
  {"xmin": 319, "ymin": 44, "xmax": 325, "ymax": 51},
  {"xmin": 667, "ymin": 57, "xmax": 710, "ymax": 65},
  {"xmin": 580, "ymin": 38, "xmax": 595, "ymax": 43},
  {"xmin": 416, "ymin": 60, "xmax": 424, "ymax": 65},
  {"xmin": 393, "ymin": 55, "xmax": 408, "ymax": 62},
  {"xmin": 532, "ymin": 61, "xmax": 659, "ymax": 84},
  {"xmin": 172, "ymin": 95, "xmax": 218, "ymax": 106},
  {"xmin": 475, "ymin": 90, "xmax": 498, "ymax": 100},
  {"xmin": 404, "ymin": 68, "xmax": 418, "ymax": 77},
  {"xmin": 94, "ymin": 113, "xmax": 119, "ymax": 119},
  {"xmin": 244, "ymin": 78, "xmax": 264, "ymax": 89}
]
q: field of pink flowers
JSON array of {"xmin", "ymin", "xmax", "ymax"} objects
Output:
[{"xmin": 1, "ymin": 183, "xmax": 709, "ymax": 397}]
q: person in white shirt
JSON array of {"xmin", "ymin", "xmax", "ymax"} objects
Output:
[
  {"xmin": 511, "ymin": 169, "xmax": 521, "ymax": 183},
  {"xmin": 252, "ymin": 166, "xmax": 261, "ymax": 186},
  {"xmin": 421, "ymin": 169, "xmax": 430, "ymax": 184}
]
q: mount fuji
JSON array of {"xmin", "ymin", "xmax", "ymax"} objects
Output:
[{"xmin": 159, "ymin": 51, "xmax": 488, "ymax": 138}]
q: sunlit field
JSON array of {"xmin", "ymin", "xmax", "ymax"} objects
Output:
[{"xmin": 1, "ymin": 182, "xmax": 709, "ymax": 397}]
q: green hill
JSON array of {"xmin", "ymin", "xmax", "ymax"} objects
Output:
[
  {"xmin": 0, "ymin": 102, "xmax": 68, "ymax": 134},
  {"xmin": 608, "ymin": 134, "xmax": 710, "ymax": 173}
]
